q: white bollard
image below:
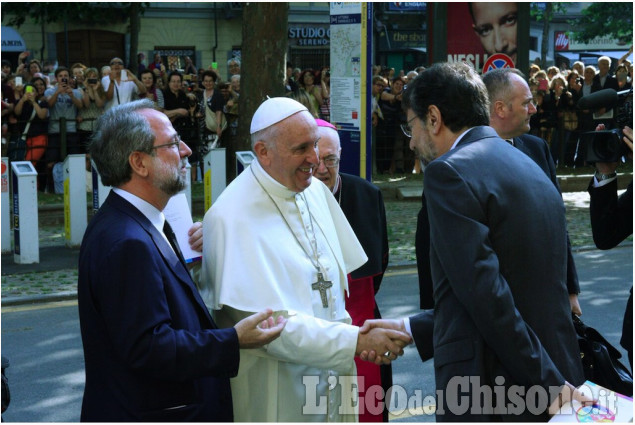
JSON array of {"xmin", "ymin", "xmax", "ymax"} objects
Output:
[
  {"xmin": 1, "ymin": 158, "xmax": 11, "ymax": 253},
  {"xmin": 11, "ymin": 161, "xmax": 39, "ymax": 264},
  {"xmin": 236, "ymin": 151, "xmax": 256, "ymax": 176},
  {"xmin": 64, "ymin": 154, "xmax": 87, "ymax": 248},
  {"xmin": 203, "ymin": 148, "xmax": 226, "ymax": 212},
  {"xmin": 91, "ymin": 159, "xmax": 111, "ymax": 213}
]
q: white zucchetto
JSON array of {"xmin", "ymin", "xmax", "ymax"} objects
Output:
[{"xmin": 250, "ymin": 97, "xmax": 308, "ymax": 134}]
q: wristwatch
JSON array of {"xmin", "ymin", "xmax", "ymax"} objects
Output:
[{"xmin": 594, "ymin": 171, "xmax": 617, "ymax": 181}]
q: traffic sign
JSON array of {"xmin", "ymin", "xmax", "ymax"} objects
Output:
[{"xmin": 482, "ymin": 53, "xmax": 515, "ymax": 74}]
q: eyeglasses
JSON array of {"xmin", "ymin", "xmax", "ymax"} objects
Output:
[
  {"xmin": 110, "ymin": 60, "xmax": 124, "ymax": 66},
  {"xmin": 151, "ymin": 138, "xmax": 182, "ymax": 151},
  {"xmin": 400, "ymin": 116, "xmax": 417, "ymax": 138},
  {"xmin": 319, "ymin": 156, "xmax": 340, "ymax": 168}
]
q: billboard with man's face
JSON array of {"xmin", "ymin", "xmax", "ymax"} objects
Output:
[{"xmin": 447, "ymin": 2, "xmax": 518, "ymax": 70}]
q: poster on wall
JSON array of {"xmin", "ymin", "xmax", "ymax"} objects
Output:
[{"xmin": 446, "ymin": 2, "xmax": 518, "ymax": 71}]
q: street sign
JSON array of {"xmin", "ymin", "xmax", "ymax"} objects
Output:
[{"xmin": 482, "ymin": 53, "xmax": 515, "ymax": 74}]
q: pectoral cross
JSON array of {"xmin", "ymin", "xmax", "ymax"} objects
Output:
[{"xmin": 312, "ymin": 272, "xmax": 333, "ymax": 308}]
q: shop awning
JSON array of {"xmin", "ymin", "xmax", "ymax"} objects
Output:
[{"xmin": 1, "ymin": 26, "xmax": 26, "ymax": 52}]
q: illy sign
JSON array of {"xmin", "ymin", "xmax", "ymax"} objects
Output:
[
  {"xmin": 555, "ymin": 32, "xmax": 569, "ymax": 51},
  {"xmin": 555, "ymin": 31, "xmax": 626, "ymax": 51}
]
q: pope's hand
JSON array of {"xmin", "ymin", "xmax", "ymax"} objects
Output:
[
  {"xmin": 358, "ymin": 319, "xmax": 411, "ymax": 364},
  {"xmin": 355, "ymin": 319, "xmax": 411, "ymax": 365},
  {"xmin": 235, "ymin": 309, "xmax": 287, "ymax": 349}
]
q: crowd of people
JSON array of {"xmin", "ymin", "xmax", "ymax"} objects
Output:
[
  {"xmin": 1, "ymin": 52, "xmax": 242, "ymax": 191},
  {"xmin": 368, "ymin": 48, "xmax": 633, "ymax": 175}
]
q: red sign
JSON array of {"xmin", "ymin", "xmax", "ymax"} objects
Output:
[
  {"xmin": 555, "ymin": 31, "xmax": 570, "ymax": 51},
  {"xmin": 1, "ymin": 159, "xmax": 7, "ymax": 193},
  {"xmin": 482, "ymin": 54, "xmax": 515, "ymax": 74}
]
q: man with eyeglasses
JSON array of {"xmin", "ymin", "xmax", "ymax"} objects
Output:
[
  {"xmin": 313, "ymin": 118, "xmax": 392, "ymax": 422},
  {"xmin": 414, "ymin": 68, "xmax": 582, "ymax": 318},
  {"xmin": 361, "ymin": 63, "xmax": 590, "ymax": 421},
  {"xmin": 78, "ymin": 99, "xmax": 285, "ymax": 421},
  {"xmin": 199, "ymin": 97, "xmax": 411, "ymax": 422},
  {"xmin": 101, "ymin": 57, "xmax": 146, "ymax": 110}
]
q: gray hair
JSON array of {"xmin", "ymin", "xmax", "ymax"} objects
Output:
[
  {"xmin": 482, "ymin": 68, "xmax": 526, "ymax": 111},
  {"xmin": 89, "ymin": 99, "xmax": 157, "ymax": 187},
  {"xmin": 251, "ymin": 124, "xmax": 278, "ymax": 151}
]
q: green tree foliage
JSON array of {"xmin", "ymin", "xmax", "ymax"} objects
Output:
[
  {"xmin": 570, "ymin": 3, "xmax": 633, "ymax": 44},
  {"xmin": 531, "ymin": 3, "xmax": 567, "ymax": 67},
  {"xmin": 1, "ymin": 3, "xmax": 132, "ymax": 27}
]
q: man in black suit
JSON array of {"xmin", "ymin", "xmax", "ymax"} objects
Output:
[
  {"xmin": 363, "ymin": 63, "xmax": 589, "ymax": 421},
  {"xmin": 78, "ymin": 99, "xmax": 285, "ymax": 421},
  {"xmin": 417, "ymin": 68, "xmax": 583, "ymax": 314},
  {"xmin": 588, "ymin": 125, "xmax": 633, "ymax": 369},
  {"xmin": 590, "ymin": 56, "xmax": 620, "ymax": 129}
]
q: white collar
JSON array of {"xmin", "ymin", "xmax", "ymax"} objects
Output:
[
  {"xmin": 250, "ymin": 158, "xmax": 300, "ymax": 200},
  {"xmin": 112, "ymin": 187, "xmax": 165, "ymax": 234}
]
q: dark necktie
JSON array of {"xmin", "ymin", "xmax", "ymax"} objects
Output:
[{"xmin": 163, "ymin": 220, "xmax": 187, "ymax": 267}]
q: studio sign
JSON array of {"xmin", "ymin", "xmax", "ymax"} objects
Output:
[{"xmin": 289, "ymin": 26, "xmax": 330, "ymax": 46}]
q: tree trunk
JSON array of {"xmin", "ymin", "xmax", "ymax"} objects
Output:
[
  {"xmin": 128, "ymin": 3, "xmax": 141, "ymax": 75},
  {"xmin": 231, "ymin": 3, "xmax": 288, "ymax": 182},
  {"xmin": 540, "ymin": 3, "xmax": 552, "ymax": 68}
]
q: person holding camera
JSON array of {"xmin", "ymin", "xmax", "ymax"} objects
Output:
[
  {"xmin": 78, "ymin": 68, "xmax": 106, "ymax": 151},
  {"xmin": 588, "ymin": 124, "xmax": 633, "ymax": 370},
  {"xmin": 13, "ymin": 78, "xmax": 48, "ymax": 171},
  {"xmin": 44, "ymin": 66, "xmax": 83, "ymax": 192},
  {"xmin": 102, "ymin": 57, "xmax": 146, "ymax": 111}
]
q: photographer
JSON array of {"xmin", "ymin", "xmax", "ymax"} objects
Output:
[
  {"xmin": 588, "ymin": 124, "xmax": 633, "ymax": 369},
  {"xmin": 44, "ymin": 66, "xmax": 83, "ymax": 192}
]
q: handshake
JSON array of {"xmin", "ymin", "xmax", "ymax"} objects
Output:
[{"xmin": 356, "ymin": 319, "xmax": 411, "ymax": 365}]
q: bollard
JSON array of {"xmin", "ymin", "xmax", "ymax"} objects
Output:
[
  {"xmin": 11, "ymin": 161, "xmax": 39, "ymax": 264},
  {"xmin": 236, "ymin": 151, "xmax": 256, "ymax": 176},
  {"xmin": 64, "ymin": 154, "xmax": 87, "ymax": 248},
  {"xmin": 91, "ymin": 159, "xmax": 111, "ymax": 213},
  {"xmin": 1, "ymin": 158, "xmax": 11, "ymax": 253},
  {"xmin": 203, "ymin": 148, "xmax": 226, "ymax": 212}
]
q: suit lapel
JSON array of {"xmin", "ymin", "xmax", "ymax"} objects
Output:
[{"xmin": 105, "ymin": 192, "xmax": 214, "ymax": 323}]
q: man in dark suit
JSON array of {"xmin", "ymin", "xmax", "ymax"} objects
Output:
[
  {"xmin": 417, "ymin": 68, "xmax": 582, "ymax": 315},
  {"xmin": 588, "ymin": 125, "xmax": 633, "ymax": 369},
  {"xmin": 78, "ymin": 99, "xmax": 285, "ymax": 421},
  {"xmin": 363, "ymin": 63, "xmax": 589, "ymax": 421}
]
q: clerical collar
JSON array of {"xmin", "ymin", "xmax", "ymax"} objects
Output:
[{"xmin": 250, "ymin": 159, "xmax": 301, "ymax": 199}]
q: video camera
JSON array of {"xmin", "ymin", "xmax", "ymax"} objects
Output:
[{"xmin": 577, "ymin": 88, "xmax": 633, "ymax": 163}]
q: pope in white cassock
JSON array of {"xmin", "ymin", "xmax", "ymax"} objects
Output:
[{"xmin": 199, "ymin": 97, "xmax": 411, "ymax": 422}]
